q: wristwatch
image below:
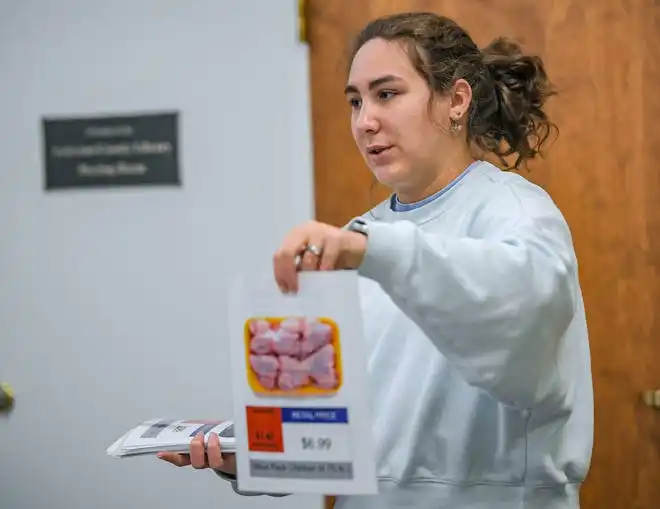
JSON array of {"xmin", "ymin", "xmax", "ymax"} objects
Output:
[{"xmin": 346, "ymin": 217, "xmax": 369, "ymax": 237}]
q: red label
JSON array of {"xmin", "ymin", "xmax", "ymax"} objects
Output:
[{"xmin": 246, "ymin": 406, "xmax": 284, "ymax": 453}]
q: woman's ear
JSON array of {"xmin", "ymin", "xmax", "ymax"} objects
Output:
[{"xmin": 449, "ymin": 78, "xmax": 473, "ymax": 125}]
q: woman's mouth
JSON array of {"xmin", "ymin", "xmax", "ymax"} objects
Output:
[
  {"xmin": 366, "ymin": 145, "xmax": 394, "ymax": 162},
  {"xmin": 367, "ymin": 145, "xmax": 393, "ymax": 155}
]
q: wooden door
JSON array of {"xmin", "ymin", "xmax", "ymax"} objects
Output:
[{"xmin": 307, "ymin": 1, "xmax": 660, "ymax": 508}]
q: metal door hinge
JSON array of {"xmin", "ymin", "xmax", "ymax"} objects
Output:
[
  {"xmin": 643, "ymin": 389, "xmax": 660, "ymax": 409},
  {"xmin": 298, "ymin": 0, "xmax": 309, "ymax": 44},
  {"xmin": 0, "ymin": 382, "xmax": 15, "ymax": 412}
]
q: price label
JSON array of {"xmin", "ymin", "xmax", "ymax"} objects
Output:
[
  {"xmin": 281, "ymin": 408, "xmax": 352, "ymax": 461},
  {"xmin": 246, "ymin": 406, "xmax": 284, "ymax": 453},
  {"xmin": 301, "ymin": 436, "xmax": 333, "ymax": 451}
]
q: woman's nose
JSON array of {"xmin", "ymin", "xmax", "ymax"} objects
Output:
[{"xmin": 355, "ymin": 103, "xmax": 380, "ymax": 134}]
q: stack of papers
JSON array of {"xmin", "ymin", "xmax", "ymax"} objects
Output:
[{"xmin": 106, "ymin": 418, "xmax": 235, "ymax": 457}]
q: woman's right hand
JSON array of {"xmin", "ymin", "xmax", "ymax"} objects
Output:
[{"xmin": 157, "ymin": 431, "xmax": 237, "ymax": 476}]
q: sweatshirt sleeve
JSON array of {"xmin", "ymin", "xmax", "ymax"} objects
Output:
[
  {"xmin": 355, "ymin": 207, "xmax": 578, "ymax": 410},
  {"xmin": 214, "ymin": 470, "xmax": 290, "ymax": 497}
]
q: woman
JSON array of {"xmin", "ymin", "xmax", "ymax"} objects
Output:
[{"xmin": 159, "ymin": 11, "xmax": 593, "ymax": 509}]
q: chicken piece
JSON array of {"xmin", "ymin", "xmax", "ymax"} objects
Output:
[
  {"xmin": 307, "ymin": 344, "xmax": 338, "ymax": 388},
  {"xmin": 278, "ymin": 355, "xmax": 310, "ymax": 390},
  {"xmin": 249, "ymin": 354, "xmax": 278, "ymax": 389},
  {"xmin": 250, "ymin": 330, "xmax": 274, "ymax": 354},
  {"xmin": 279, "ymin": 344, "xmax": 338, "ymax": 391},
  {"xmin": 279, "ymin": 317, "xmax": 306, "ymax": 334},
  {"xmin": 271, "ymin": 329, "xmax": 301, "ymax": 356},
  {"xmin": 248, "ymin": 318, "xmax": 271, "ymax": 335},
  {"xmin": 300, "ymin": 319, "xmax": 333, "ymax": 357},
  {"xmin": 248, "ymin": 319, "xmax": 274, "ymax": 354}
]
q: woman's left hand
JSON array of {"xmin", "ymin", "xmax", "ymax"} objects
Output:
[{"xmin": 273, "ymin": 220, "xmax": 367, "ymax": 293}]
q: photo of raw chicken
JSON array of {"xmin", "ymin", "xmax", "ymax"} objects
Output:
[{"xmin": 245, "ymin": 316, "xmax": 342, "ymax": 396}]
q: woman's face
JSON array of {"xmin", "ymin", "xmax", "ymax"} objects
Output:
[{"xmin": 345, "ymin": 38, "xmax": 461, "ymax": 200}]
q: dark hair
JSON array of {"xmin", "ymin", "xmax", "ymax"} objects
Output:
[{"xmin": 348, "ymin": 12, "xmax": 558, "ymax": 170}]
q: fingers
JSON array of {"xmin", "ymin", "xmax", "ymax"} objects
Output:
[
  {"xmin": 319, "ymin": 235, "xmax": 341, "ymax": 271},
  {"xmin": 222, "ymin": 452, "xmax": 237, "ymax": 476},
  {"xmin": 157, "ymin": 452, "xmax": 191, "ymax": 467},
  {"xmin": 190, "ymin": 432, "xmax": 208, "ymax": 469},
  {"xmin": 300, "ymin": 237, "xmax": 324, "ymax": 272},
  {"xmin": 274, "ymin": 222, "xmax": 349, "ymax": 293},
  {"xmin": 273, "ymin": 227, "xmax": 308, "ymax": 293},
  {"xmin": 206, "ymin": 432, "xmax": 225, "ymax": 470},
  {"xmin": 157, "ymin": 432, "xmax": 228, "ymax": 472}
]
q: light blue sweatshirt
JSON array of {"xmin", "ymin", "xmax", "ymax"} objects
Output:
[{"xmin": 219, "ymin": 160, "xmax": 594, "ymax": 508}]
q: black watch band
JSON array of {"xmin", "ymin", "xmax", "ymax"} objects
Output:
[{"xmin": 346, "ymin": 217, "xmax": 369, "ymax": 236}]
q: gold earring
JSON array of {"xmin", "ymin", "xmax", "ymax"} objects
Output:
[{"xmin": 450, "ymin": 118, "xmax": 462, "ymax": 133}]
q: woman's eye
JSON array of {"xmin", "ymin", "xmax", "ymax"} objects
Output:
[
  {"xmin": 348, "ymin": 98, "xmax": 361, "ymax": 108},
  {"xmin": 379, "ymin": 90, "xmax": 397, "ymax": 100}
]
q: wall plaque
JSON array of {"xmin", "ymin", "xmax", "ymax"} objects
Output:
[{"xmin": 42, "ymin": 111, "xmax": 180, "ymax": 190}]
